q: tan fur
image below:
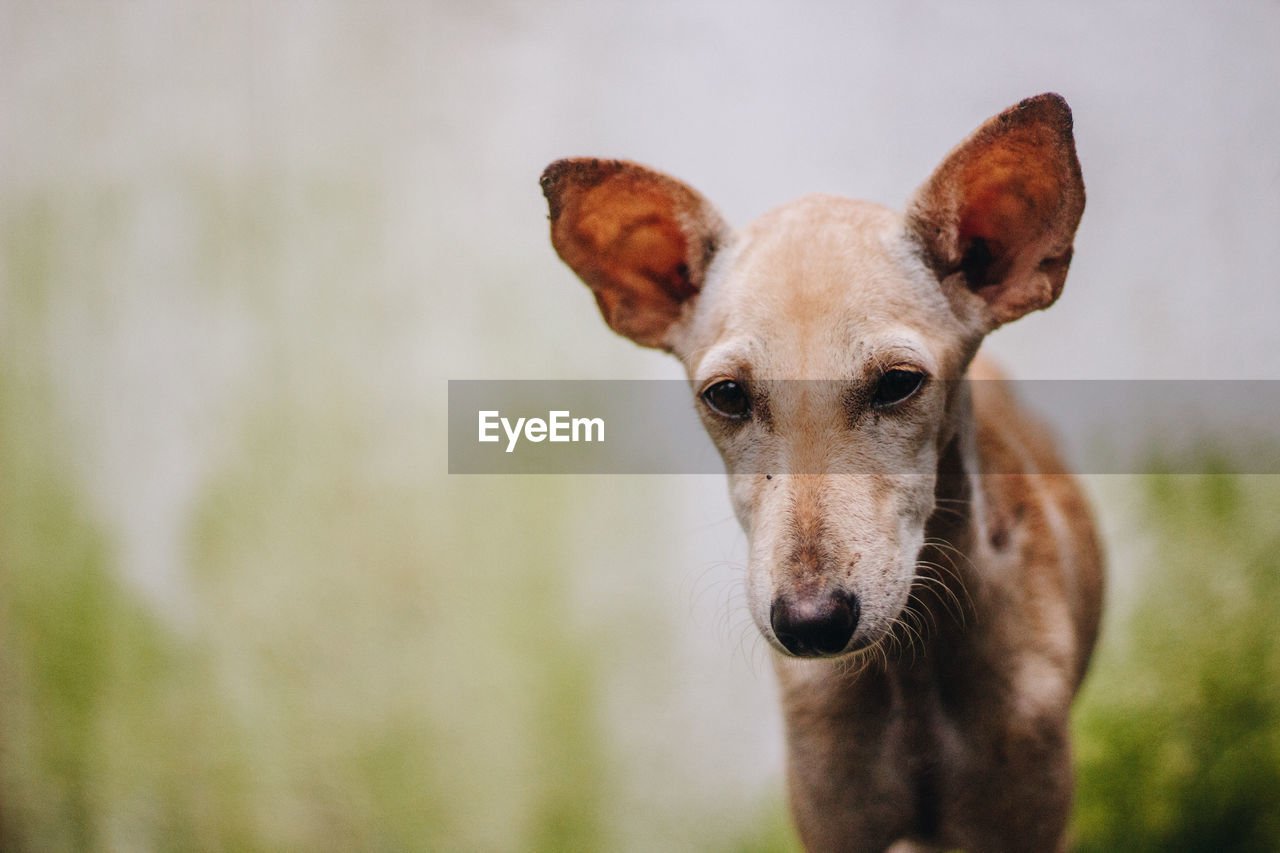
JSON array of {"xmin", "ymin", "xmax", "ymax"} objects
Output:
[{"xmin": 541, "ymin": 94, "xmax": 1104, "ymax": 852}]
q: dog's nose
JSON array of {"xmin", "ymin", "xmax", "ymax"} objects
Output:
[{"xmin": 770, "ymin": 591, "xmax": 860, "ymax": 657}]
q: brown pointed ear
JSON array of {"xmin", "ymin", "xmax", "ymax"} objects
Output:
[
  {"xmin": 906, "ymin": 93, "xmax": 1085, "ymax": 329},
  {"xmin": 540, "ymin": 158, "xmax": 730, "ymax": 350}
]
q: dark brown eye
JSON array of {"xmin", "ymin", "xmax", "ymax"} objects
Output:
[
  {"xmin": 702, "ymin": 380, "xmax": 751, "ymax": 420},
  {"xmin": 872, "ymin": 369, "xmax": 924, "ymax": 408}
]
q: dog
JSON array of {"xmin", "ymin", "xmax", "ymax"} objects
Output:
[{"xmin": 539, "ymin": 93, "xmax": 1104, "ymax": 853}]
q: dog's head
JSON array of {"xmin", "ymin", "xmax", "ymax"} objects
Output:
[{"xmin": 541, "ymin": 94, "xmax": 1084, "ymax": 658}]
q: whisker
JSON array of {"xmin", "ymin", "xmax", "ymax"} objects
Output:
[
  {"xmin": 923, "ymin": 536, "xmax": 978, "ymax": 572},
  {"xmin": 913, "ymin": 562, "xmax": 971, "ymax": 625},
  {"xmin": 678, "ymin": 513, "xmax": 742, "ymax": 535},
  {"xmin": 898, "ymin": 606, "xmax": 926, "ymax": 661}
]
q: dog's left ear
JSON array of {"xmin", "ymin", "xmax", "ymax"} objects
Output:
[
  {"xmin": 906, "ymin": 93, "xmax": 1085, "ymax": 329},
  {"xmin": 541, "ymin": 158, "xmax": 730, "ymax": 350}
]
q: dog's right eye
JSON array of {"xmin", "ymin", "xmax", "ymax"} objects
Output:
[{"xmin": 701, "ymin": 380, "xmax": 752, "ymax": 420}]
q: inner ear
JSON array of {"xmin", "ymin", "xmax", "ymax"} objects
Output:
[
  {"xmin": 959, "ymin": 236, "xmax": 998, "ymax": 288},
  {"xmin": 907, "ymin": 93, "xmax": 1085, "ymax": 328},
  {"xmin": 541, "ymin": 158, "xmax": 730, "ymax": 350}
]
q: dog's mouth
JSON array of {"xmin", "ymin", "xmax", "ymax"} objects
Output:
[{"xmin": 775, "ymin": 634, "xmax": 879, "ymax": 660}]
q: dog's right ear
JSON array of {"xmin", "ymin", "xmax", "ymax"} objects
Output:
[{"xmin": 540, "ymin": 159, "xmax": 730, "ymax": 350}]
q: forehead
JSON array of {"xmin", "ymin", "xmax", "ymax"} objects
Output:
[{"xmin": 691, "ymin": 194, "xmax": 963, "ymax": 378}]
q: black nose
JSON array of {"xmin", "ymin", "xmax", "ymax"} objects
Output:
[{"xmin": 770, "ymin": 591, "xmax": 860, "ymax": 657}]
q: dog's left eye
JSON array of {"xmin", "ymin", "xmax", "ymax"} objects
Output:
[
  {"xmin": 702, "ymin": 380, "xmax": 752, "ymax": 420},
  {"xmin": 872, "ymin": 369, "xmax": 925, "ymax": 408}
]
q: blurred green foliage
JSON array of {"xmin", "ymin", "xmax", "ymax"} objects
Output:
[
  {"xmin": 0, "ymin": 378, "xmax": 612, "ymax": 850},
  {"xmin": 1072, "ymin": 473, "xmax": 1280, "ymax": 852}
]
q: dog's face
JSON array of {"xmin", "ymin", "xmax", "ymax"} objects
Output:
[
  {"xmin": 678, "ymin": 196, "xmax": 979, "ymax": 656},
  {"xmin": 542, "ymin": 94, "xmax": 1084, "ymax": 658}
]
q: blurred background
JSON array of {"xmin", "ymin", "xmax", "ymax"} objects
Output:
[{"xmin": 2, "ymin": 1, "xmax": 1279, "ymax": 850}]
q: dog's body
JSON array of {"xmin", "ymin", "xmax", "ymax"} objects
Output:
[{"xmin": 541, "ymin": 94, "xmax": 1103, "ymax": 852}]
